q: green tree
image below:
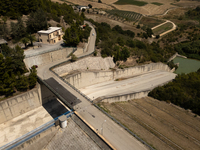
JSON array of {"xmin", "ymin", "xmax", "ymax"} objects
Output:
[
  {"xmin": 1, "ymin": 45, "xmax": 11, "ymax": 57},
  {"xmin": 26, "ymin": 9, "xmax": 48, "ymax": 33},
  {"xmin": 1, "ymin": 72, "xmax": 15, "ymax": 96},
  {"xmin": 12, "ymin": 45, "xmax": 25, "ymax": 73},
  {"xmin": 121, "ymin": 47, "xmax": 130, "ymax": 61},
  {"xmin": 28, "ymin": 34, "xmax": 36, "ymax": 46},
  {"xmin": 21, "ymin": 37, "xmax": 29, "ymax": 48},
  {"xmin": 71, "ymin": 54, "xmax": 77, "ymax": 62},
  {"xmin": 146, "ymin": 28, "xmax": 153, "ymax": 37},
  {"xmin": 29, "ymin": 66, "xmax": 37, "ymax": 89},
  {"xmin": 88, "ymin": 4, "xmax": 92, "ymax": 8},
  {"xmin": 0, "ymin": 23, "xmax": 9, "ymax": 39},
  {"xmin": 117, "ymin": 37, "xmax": 125, "ymax": 46},
  {"xmin": 11, "ymin": 17, "xmax": 26, "ymax": 39},
  {"xmin": 63, "ymin": 24, "xmax": 80, "ymax": 46},
  {"xmin": 16, "ymin": 74, "xmax": 29, "ymax": 91}
]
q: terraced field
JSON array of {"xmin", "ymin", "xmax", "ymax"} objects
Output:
[
  {"xmin": 139, "ymin": 16, "xmax": 165, "ymax": 28},
  {"xmin": 152, "ymin": 22, "xmax": 173, "ymax": 35},
  {"xmin": 98, "ymin": 97, "xmax": 200, "ymax": 150},
  {"xmin": 106, "ymin": 9, "xmax": 143, "ymax": 22}
]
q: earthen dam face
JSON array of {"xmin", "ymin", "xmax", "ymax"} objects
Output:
[{"xmin": 52, "ymin": 57, "xmax": 176, "ymax": 103}]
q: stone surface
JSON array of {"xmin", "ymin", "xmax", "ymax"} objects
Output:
[
  {"xmin": 0, "ymin": 99, "xmax": 70, "ymax": 148},
  {"xmin": 45, "ymin": 119, "xmax": 101, "ymax": 150},
  {"xmin": 53, "ymin": 57, "xmax": 115, "ymax": 76}
]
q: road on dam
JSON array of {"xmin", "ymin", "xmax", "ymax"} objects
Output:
[
  {"xmin": 80, "ymin": 70, "xmax": 176, "ymax": 100},
  {"xmin": 36, "ymin": 21, "xmax": 148, "ymax": 150}
]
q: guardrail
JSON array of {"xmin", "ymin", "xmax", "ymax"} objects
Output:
[
  {"xmin": 25, "ymin": 46, "xmax": 77, "ymax": 58},
  {"xmin": 49, "ymin": 60, "xmax": 154, "ymax": 150},
  {"xmin": 0, "ymin": 110, "xmax": 73, "ymax": 150}
]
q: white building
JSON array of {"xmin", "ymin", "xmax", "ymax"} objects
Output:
[{"xmin": 37, "ymin": 27, "xmax": 64, "ymax": 44}]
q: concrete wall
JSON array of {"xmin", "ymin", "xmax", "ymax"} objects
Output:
[
  {"xmin": 168, "ymin": 52, "xmax": 187, "ymax": 62},
  {"xmin": 24, "ymin": 48, "xmax": 74, "ymax": 68},
  {"xmin": 0, "ymin": 82, "xmax": 56, "ymax": 124},
  {"xmin": 100, "ymin": 91, "xmax": 150, "ymax": 103},
  {"xmin": 62, "ymin": 63, "xmax": 171, "ymax": 89},
  {"xmin": 0, "ymin": 84, "xmax": 41, "ymax": 124},
  {"xmin": 53, "ymin": 57, "xmax": 115, "ymax": 76}
]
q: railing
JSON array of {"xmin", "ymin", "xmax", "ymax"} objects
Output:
[
  {"xmin": 25, "ymin": 46, "xmax": 77, "ymax": 58},
  {"xmin": 49, "ymin": 62, "xmax": 155, "ymax": 150},
  {"xmin": 0, "ymin": 110, "xmax": 73, "ymax": 150}
]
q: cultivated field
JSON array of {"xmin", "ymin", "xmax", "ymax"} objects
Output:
[
  {"xmin": 98, "ymin": 97, "xmax": 200, "ymax": 150},
  {"xmin": 152, "ymin": 22, "xmax": 173, "ymax": 35},
  {"xmin": 53, "ymin": 0, "xmax": 200, "ymax": 16},
  {"xmin": 106, "ymin": 9, "xmax": 143, "ymax": 23},
  {"xmin": 85, "ymin": 14, "xmax": 142, "ymax": 34},
  {"xmin": 139, "ymin": 16, "xmax": 165, "ymax": 28}
]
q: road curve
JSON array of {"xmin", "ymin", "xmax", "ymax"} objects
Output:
[{"xmin": 36, "ymin": 22, "xmax": 148, "ymax": 150}]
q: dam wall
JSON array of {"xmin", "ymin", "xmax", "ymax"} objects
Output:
[
  {"xmin": 0, "ymin": 82, "xmax": 56, "ymax": 124},
  {"xmin": 24, "ymin": 48, "xmax": 75, "ymax": 68},
  {"xmin": 62, "ymin": 63, "xmax": 171, "ymax": 89},
  {"xmin": 99, "ymin": 90, "xmax": 150, "ymax": 103},
  {"xmin": 53, "ymin": 57, "xmax": 115, "ymax": 76}
]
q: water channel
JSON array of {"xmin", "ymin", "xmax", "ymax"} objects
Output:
[{"xmin": 173, "ymin": 57, "xmax": 200, "ymax": 74}]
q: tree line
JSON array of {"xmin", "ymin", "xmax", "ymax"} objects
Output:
[
  {"xmin": 0, "ymin": 0, "xmax": 79, "ymax": 24},
  {"xmin": 149, "ymin": 69, "xmax": 200, "ymax": 115},
  {"xmin": 63, "ymin": 14, "xmax": 91, "ymax": 46},
  {"xmin": 0, "ymin": 45, "xmax": 37, "ymax": 97}
]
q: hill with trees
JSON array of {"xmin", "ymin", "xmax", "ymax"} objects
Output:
[
  {"xmin": 0, "ymin": 0, "xmax": 84, "ymax": 43},
  {"xmin": 87, "ymin": 18, "xmax": 175, "ymax": 64},
  {"xmin": 149, "ymin": 69, "xmax": 200, "ymax": 115}
]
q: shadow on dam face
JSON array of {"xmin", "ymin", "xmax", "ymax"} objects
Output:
[{"xmin": 42, "ymin": 77, "xmax": 82, "ymax": 110}]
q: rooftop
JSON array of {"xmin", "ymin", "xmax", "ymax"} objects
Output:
[{"xmin": 38, "ymin": 27, "xmax": 61, "ymax": 34}]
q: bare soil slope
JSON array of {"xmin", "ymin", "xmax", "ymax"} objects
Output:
[{"xmin": 98, "ymin": 97, "xmax": 200, "ymax": 150}]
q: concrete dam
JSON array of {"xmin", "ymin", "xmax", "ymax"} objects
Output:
[{"xmin": 52, "ymin": 57, "xmax": 176, "ymax": 103}]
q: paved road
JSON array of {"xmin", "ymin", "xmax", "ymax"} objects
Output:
[
  {"xmin": 80, "ymin": 70, "xmax": 176, "ymax": 100},
  {"xmin": 36, "ymin": 21, "xmax": 148, "ymax": 150},
  {"xmin": 24, "ymin": 40, "xmax": 65, "ymax": 58}
]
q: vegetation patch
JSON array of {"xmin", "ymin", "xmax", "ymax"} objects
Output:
[
  {"xmin": 151, "ymin": 2, "xmax": 163, "ymax": 6},
  {"xmin": 114, "ymin": 0, "xmax": 148, "ymax": 6},
  {"xmin": 0, "ymin": 45, "xmax": 37, "ymax": 98},
  {"xmin": 152, "ymin": 22, "xmax": 173, "ymax": 35},
  {"xmin": 139, "ymin": 17, "xmax": 165, "ymax": 28},
  {"xmin": 149, "ymin": 69, "xmax": 200, "ymax": 115}
]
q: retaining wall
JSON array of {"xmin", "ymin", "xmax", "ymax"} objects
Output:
[
  {"xmin": 24, "ymin": 48, "xmax": 74, "ymax": 68},
  {"xmin": 0, "ymin": 82, "xmax": 56, "ymax": 124},
  {"xmin": 168, "ymin": 52, "xmax": 187, "ymax": 62},
  {"xmin": 62, "ymin": 63, "xmax": 171, "ymax": 89},
  {"xmin": 53, "ymin": 57, "xmax": 115, "ymax": 76},
  {"xmin": 99, "ymin": 91, "xmax": 150, "ymax": 103}
]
